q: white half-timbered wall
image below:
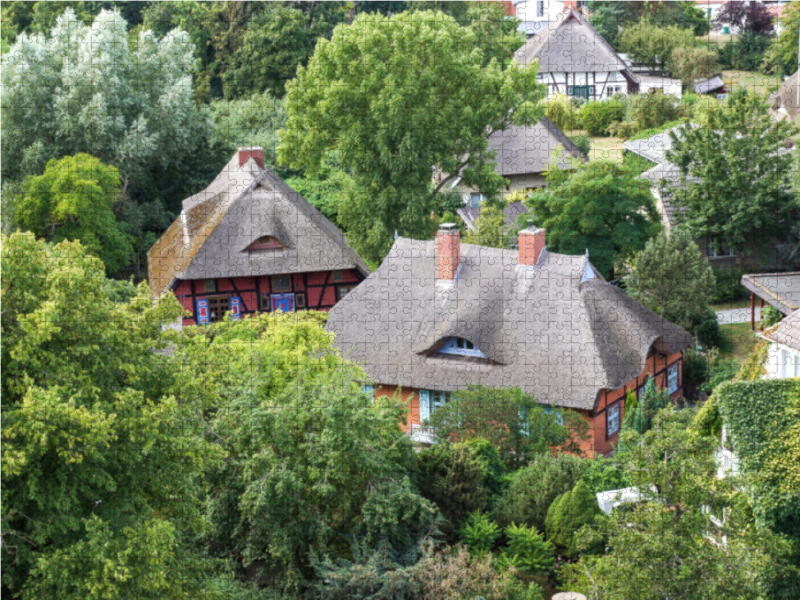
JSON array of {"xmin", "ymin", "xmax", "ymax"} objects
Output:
[{"xmin": 537, "ymin": 71, "xmax": 630, "ymax": 99}]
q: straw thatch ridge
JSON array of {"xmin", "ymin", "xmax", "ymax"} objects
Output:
[{"xmin": 326, "ymin": 238, "xmax": 692, "ymax": 410}]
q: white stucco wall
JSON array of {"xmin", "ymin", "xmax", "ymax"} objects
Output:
[{"xmin": 764, "ymin": 341, "xmax": 800, "ymax": 380}]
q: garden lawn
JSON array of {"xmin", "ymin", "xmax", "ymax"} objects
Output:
[
  {"xmin": 718, "ymin": 321, "xmax": 760, "ymax": 365},
  {"xmin": 721, "ymin": 70, "xmax": 782, "ymax": 96},
  {"xmin": 567, "ymin": 130, "xmax": 624, "ymax": 163},
  {"xmin": 710, "ymin": 299, "xmax": 753, "ymax": 312}
]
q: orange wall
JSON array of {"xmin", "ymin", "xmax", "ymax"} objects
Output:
[{"xmin": 368, "ymin": 349, "xmax": 685, "ymax": 457}]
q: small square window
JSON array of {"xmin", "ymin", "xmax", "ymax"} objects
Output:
[
  {"xmin": 337, "ymin": 286, "xmax": 352, "ymax": 301},
  {"xmin": 668, "ymin": 363, "xmax": 680, "ymax": 394},
  {"xmin": 470, "ymin": 193, "xmax": 481, "ymax": 208},
  {"xmin": 260, "ymin": 294, "xmax": 271, "ymax": 311},
  {"xmin": 207, "ymin": 296, "xmax": 229, "ymax": 323},
  {"xmin": 204, "ymin": 279, "xmax": 215, "ymax": 293},
  {"xmin": 607, "ymin": 403, "xmax": 621, "ymax": 438},
  {"xmin": 295, "ymin": 293, "xmax": 306, "ymax": 309},
  {"xmin": 272, "ymin": 275, "xmax": 292, "ymax": 293},
  {"xmin": 333, "ymin": 270, "xmax": 344, "ymax": 283}
]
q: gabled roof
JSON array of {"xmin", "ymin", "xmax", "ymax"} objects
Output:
[
  {"xmin": 623, "ymin": 125, "xmax": 691, "ymax": 165},
  {"xmin": 326, "ymin": 238, "xmax": 692, "ymax": 411},
  {"xmin": 693, "ymin": 75, "xmax": 725, "ymax": 95},
  {"xmin": 457, "ymin": 202, "xmax": 529, "ymax": 233},
  {"xmin": 147, "ymin": 153, "xmax": 369, "ymax": 297},
  {"xmin": 487, "ymin": 118, "xmax": 586, "ymax": 176},
  {"xmin": 639, "ymin": 162, "xmax": 694, "ymax": 227},
  {"xmin": 513, "ymin": 7, "xmax": 639, "ymax": 79},
  {"xmin": 762, "ymin": 308, "xmax": 800, "ymax": 352},
  {"xmin": 742, "ymin": 272, "xmax": 800, "ymax": 316}
]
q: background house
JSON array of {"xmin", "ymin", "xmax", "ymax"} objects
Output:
[
  {"xmin": 513, "ymin": 7, "xmax": 640, "ymax": 100},
  {"xmin": 326, "ymin": 225, "xmax": 692, "ymax": 457},
  {"xmin": 761, "ymin": 309, "xmax": 800, "ymax": 379},
  {"xmin": 448, "ymin": 118, "xmax": 585, "ymax": 231},
  {"xmin": 770, "ymin": 69, "xmax": 800, "ymax": 122},
  {"xmin": 148, "ymin": 148, "xmax": 369, "ymax": 327}
]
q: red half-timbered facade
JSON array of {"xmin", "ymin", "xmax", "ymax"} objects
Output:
[{"xmin": 148, "ymin": 148, "xmax": 370, "ymax": 326}]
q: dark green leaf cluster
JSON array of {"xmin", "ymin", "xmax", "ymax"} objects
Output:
[
  {"xmin": 545, "ymin": 480, "xmax": 603, "ymax": 557},
  {"xmin": 579, "ymin": 99, "xmax": 626, "ymax": 137}
]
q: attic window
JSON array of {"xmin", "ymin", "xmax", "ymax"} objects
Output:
[
  {"xmin": 248, "ymin": 236, "xmax": 286, "ymax": 251},
  {"xmin": 437, "ymin": 337, "xmax": 486, "ymax": 358}
]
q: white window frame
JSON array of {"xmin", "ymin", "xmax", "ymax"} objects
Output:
[
  {"xmin": 705, "ymin": 237, "xmax": 735, "ymax": 258},
  {"xmin": 607, "ymin": 402, "xmax": 621, "ymax": 438},
  {"xmin": 469, "ymin": 193, "xmax": 482, "ymax": 208},
  {"xmin": 438, "ymin": 337, "xmax": 486, "ymax": 358},
  {"xmin": 419, "ymin": 389, "xmax": 450, "ymax": 424},
  {"xmin": 668, "ymin": 363, "xmax": 680, "ymax": 394},
  {"xmin": 536, "ymin": 0, "xmax": 545, "ymax": 18}
]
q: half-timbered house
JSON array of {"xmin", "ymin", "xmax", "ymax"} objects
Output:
[
  {"xmin": 148, "ymin": 148, "xmax": 370, "ymax": 326},
  {"xmin": 513, "ymin": 7, "xmax": 640, "ymax": 100},
  {"xmin": 326, "ymin": 225, "xmax": 692, "ymax": 457}
]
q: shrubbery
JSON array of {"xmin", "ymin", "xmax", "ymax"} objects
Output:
[
  {"xmin": 710, "ymin": 267, "xmax": 749, "ymax": 304},
  {"xmin": 544, "ymin": 480, "xmax": 603, "ymax": 558},
  {"xmin": 579, "ymin": 99, "xmax": 625, "ymax": 136},
  {"xmin": 546, "ymin": 93, "xmax": 580, "ymax": 132},
  {"xmin": 568, "ymin": 133, "xmax": 591, "ymax": 157}
]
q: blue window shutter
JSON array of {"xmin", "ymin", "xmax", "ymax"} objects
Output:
[
  {"xmin": 196, "ymin": 298, "xmax": 209, "ymax": 325},
  {"xmin": 230, "ymin": 296, "xmax": 241, "ymax": 320},
  {"xmin": 419, "ymin": 389, "xmax": 431, "ymax": 423}
]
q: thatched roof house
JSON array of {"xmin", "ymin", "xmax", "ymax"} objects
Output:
[
  {"xmin": 513, "ymin": 7, "xmax": 640, "ymax": 99},
  {"xmin": 327, "ymin": 226, "xmax": 691, "ymax": 456},
  {"xmin": 148, "ymin": 149, "xmax": 369, "ymax": 326}
]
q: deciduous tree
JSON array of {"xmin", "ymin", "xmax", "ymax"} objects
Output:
[
  {"xmin": 525, "ymin": 160, "xmax": 660, "ymax": 278},
  {"xmin": 278, "ymin": 9, "xmax": 545, "ymax": 264},
  {"xmin": 618, "ymin": 20, "xmax": 697, "ymax": 74},
  {"xmin": 627, "ymin": 226, "xmax": 715, "ymax": 326},
  {"xmin": 665, "ymin": 90, "xmax": 799, "ymax": 269}
]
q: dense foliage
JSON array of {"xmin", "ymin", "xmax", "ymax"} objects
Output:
[
  {"xmin": 526, "ymin": 160, "xmax": 660, "ymax": 278},
  {"xmin": 666, "ymin": 90, "xmax": 799, "ymax": 267},
  {"xmin": 1, "ymin": 232, "xmax": 222, "ymax": 599},
  {"xmin": 618, "ymin": 20, "xmax": 696, "ymax": 74},
  {"xmin": 579, "ymin": 99, "xmax": 625, "ymax": 137},
  {"xmin": 278, "ymin": 9, "xmax": 544, "ymax": 265},
  {"xmin": 463, "ymin": 204, "xmax": 516, "ymax": 249},
  {"xmin": 544, "ymin": 480, "xmax": 603, "ymax": 558}
]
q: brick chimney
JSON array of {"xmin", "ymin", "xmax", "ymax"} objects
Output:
[
  {"xmin": 437, "ymin": 223, "xmax": 460, "ymax": 281},
  {"xmin": 238, "ymin": 147, "xmax": 264, "ymax": 170},
  {"xmin": 519, "ymin": 227, "xmax": 546, "ymax": 267}
]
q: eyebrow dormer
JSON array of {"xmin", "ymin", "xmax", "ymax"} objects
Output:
[
  {"xmin": 246, "ymin": 235, "xmax": 287, "ymax": 251},
  {"xmin": 437, "ymin": 337, "xmax": 486, "ymax": 358}
]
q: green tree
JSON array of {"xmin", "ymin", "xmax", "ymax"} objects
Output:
[
  {"xmin": 464, "ymin": 204, "xmax": 515, "ymax": 249},
  {"xmin": 544, "ymin": 480, "xmax": 602, "ymax": 557},
  {"xmin": 525, "ymin": 160, "xmax": 660, "ymax": 278},
  {"xmin": 627, "ymin": 226, "xmax": 715, "ymax": 326},
  {"xmin": 460, "ymin": 511, "xmax": 501, "ymax": 558},
  {"xmin": 669, "ymin": 45, "xmax": 721, "ymax": 87},
  {"xmin": 286, "ymin": 153, "xmax": 355, "ymax": 226},
  {"xmin": 561, "ymin": 406, "xmax": 798, "ymax": 600},
  {"xmin": 426, "ymin": 386, "xmax": 588, "ymax": 470},
  {"xmin": 587, "ymin": 1, "xmax": 709, "ymax": 49},
  {"xmin": 546, "ymin": 94, "xmax": 581, "ymax": 132},
  {"xmin": 579, "ymin": 98, "xmax": 626, "ymax": 136},
  {"xmin": 627, "ymin": 91, "xmax": 684, "ymax": 132},
  {"xmin": 665, "ymin": 90, "xmax": 799, "ymax": 269},
  {"xmin": 622, "ymin": 378, "xmax": 671, "ymax": 435},
  {"xmin": 618, "ymin": 20, "xmax": 697, "ymax": 74},
  {"xmin": 413, "ymin": 442, "xmax": 489, "ymax": 542},
  {"xmin": 177, "ymin": 312, "xmax": 433, "ymax": 588},
  {"xmin": 1, "ymin": 232, "xmax": 222, "ymax": 600},
  {"xmin": 225, "ymin": 6, "xmax": 325, "ymax": 99},
  {"xmin": 278, "ymin": 9, "xmax": 546, "ymax": 265},
  {"xmin": 499, "ymin": 523, "xmax": 555, "ymax": 577},
  {"xmin": 762, "ymin": 0, "xmax": 800, "ymax": 73},
  {"xmin": 15, "ymin": 154, "xmax": 134, "ymax": 274},
  {"xmin": 493, "ymin": 453, "xmax": 586, "ymax": 533}
]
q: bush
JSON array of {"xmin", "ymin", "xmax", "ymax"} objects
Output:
[
  {"xmin": 606, "ymin": 120, "xmax": 638, "ymax": 139},
  {"xmin": 682, "ymin": 346, "xmax": 709, "ymax": 385},
  {"xmin": 710, "ymin": 267, "xmax": 749, "ymax": 304},
  {"xmin": 568, "ymin": 134, "xmax": 591, "ymax": 157},
  {"xmin": 462, "ymin": 438, "xmax": 507, "ymax": 511},
  {"xmin": 628, "ymin": 91, "xmax": 683, "ymax": 132},
  {"xmin": 544, "ymin": 480, "xmax": 603, "ymax": 557},
  {"xmin": 460, "ymin": 512, "xmax": 501, "ymax": 558},
  {"xmin": 762, "ymin": 305, "xmax": 784, "ymax": 328},
  {"xmin": 493, "ymin": 453, "xmax": 585, "ymax": 533},
  {"xmin": 622, "ymin": 151, "xmax": 657, "ymax": 177},
  {"xmin": 700, "ymin": 352, "xmax": 740, "ymax": 395},
  {"xmin": 498, "ymin": 523, "xmax": 555, "ymax": 577},
  {"xmin": 692, "ymin": 308, "xmax": 722, "ymax": 348},
  {"xmin": 413, "ymin": 442, "xmax": 489, "ymax": 541},
  {"xmin": 579, "ymin": 99, "xmax": 625, "ymax": 136},
  {"xmin": 580, "ymin": 455, "xmax": 631, "ymax": 495},
  {"xmin": 546, "ymin": 94, "xmax": 580, "ymax": 132},
  {"xmin": 622, "ymin": 378, "xmax": 670, "ymax": 435}
]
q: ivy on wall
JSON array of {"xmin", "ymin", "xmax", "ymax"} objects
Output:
[{"xmin": 715, "ymin": 378, "xmax": 800, "ymax": 539}]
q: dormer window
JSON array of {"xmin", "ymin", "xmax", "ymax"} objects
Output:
[
  {"xmin": 437, "ymin": 337, "xmax": 486, "ymax": 358},
  {"xmin": 247, "ymin": 236, "xmax": 286, "ymax": 251}
]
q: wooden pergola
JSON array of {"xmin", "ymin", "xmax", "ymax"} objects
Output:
[{"xmin": 741, "ymin": 272, "xmax": 800, "ymax": 330}]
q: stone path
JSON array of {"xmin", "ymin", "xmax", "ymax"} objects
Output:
[{"xmin": 716, "ymin": 306, "xmax": 761, "ymax": 326}]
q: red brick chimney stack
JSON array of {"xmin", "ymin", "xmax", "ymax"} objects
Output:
[
  {"xmin": 238, "ymin": 147, "xmax": 265, "ymax": 170},
  {"xmin": 437, "ymin": 223, "xmax": 460, "ymax": 281},
  {"xmin": 519, "ymin": 227, "xmax": 546, "ymax": 266}
]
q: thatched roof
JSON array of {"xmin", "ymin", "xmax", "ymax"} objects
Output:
[
  {"xmin": 513, "ymin": 8, "xmax": 639, "ymax": 79},
  {"xmin": 457, "ymin": 202, "xmax": 529, "ymax": 232},
  {"xmin": 770, "ymin": 70, "xmax": 800, "ymax": 122},
  {"xmin": 639, "ymin": 162, "xmax": 694, "ymax": 227},
  {"xmin": 487, "ymin": 118, "xmax": 586, "ymax": 176},
  {"xmin": 147, "ymin": 153, "xmax": 369, "ymax": 297},
  {"xmin": 763, "ymin": 309, "xmax": 800, "ymax": 352},
  {"xmin": 326, "ymin": 238, "xmax": 692, "ymax": 411}
]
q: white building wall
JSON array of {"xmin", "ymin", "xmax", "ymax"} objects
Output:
[
  {"xmin": 514, "ymin": 0, "xmax": 562, "ymax": 35},
  {"xmin": 764, "ymin": 341, "xmax": 800, "ymax": 380}
]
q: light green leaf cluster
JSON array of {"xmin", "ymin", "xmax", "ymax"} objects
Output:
[{"xmin": 1, "ymin": 8, "xmax": 212, "ymax": 193}]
